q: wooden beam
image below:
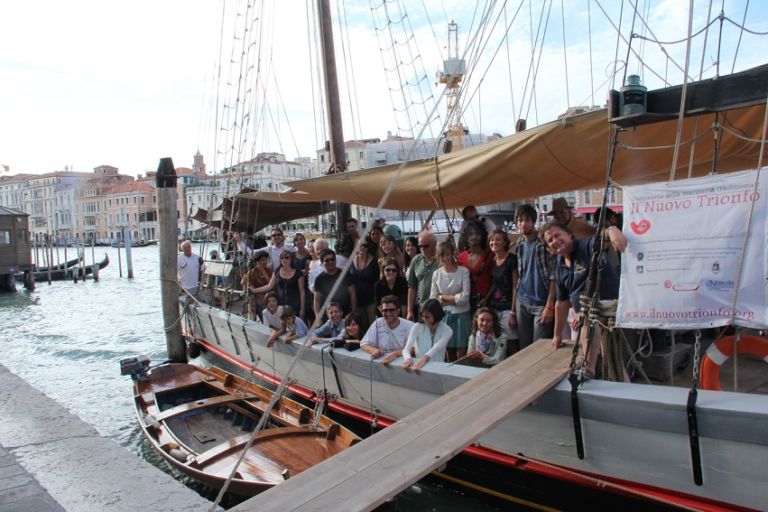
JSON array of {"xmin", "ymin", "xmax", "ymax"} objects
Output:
[{"xmin": 233, "ymin": 340, "xmax": 572, "ymax": 512}]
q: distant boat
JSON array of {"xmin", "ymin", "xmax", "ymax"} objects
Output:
[
  {"xmin": 17, "ymin": 254, "xmax": 109, "ymax": 282},
  {"xmin": 110, "ymin": 239, "xmax": 154, "ymax": 248},
  {"xmin": 126, "ymin": 361, "xmax": 360, "ymax": 496},
  {"xmin": 33, "ymin": 256, "xmax": 82, "ymax": 273}
]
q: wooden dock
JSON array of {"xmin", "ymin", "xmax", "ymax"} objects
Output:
[{"xmin": 233, "ymin": 340, "xmax": 573, "ymax": 512}]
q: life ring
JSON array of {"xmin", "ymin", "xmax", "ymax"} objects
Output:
[{"xmin": 700, "ymin": 335, "xmax": 768, "ymax": 390}]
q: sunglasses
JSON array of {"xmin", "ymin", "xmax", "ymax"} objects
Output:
[
  {"xmin": 271, "ymin": 233, "xmax": 282, "ymax": 238},
  {"xmin": 380, "ymin": 307, "xmax": 397, "ymax": 313},
  {"xmin": 280, "ymin": 256, "xmax": 291, "ymax": 260},
  {"xmin": 418, "ymin": 244, "xmax": 430, "ymax": 249},
  {"xmin": 323, "ymin": 258, "xmax": 336, "ymax": 263},
  {"xmin": 384, "ymin": 268, "xmax": 398, "ymax": 273}
]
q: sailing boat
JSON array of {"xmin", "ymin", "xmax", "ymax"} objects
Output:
[{"xmin": 182, "ymin": 2, "xmax": 768, "ymax": 510}]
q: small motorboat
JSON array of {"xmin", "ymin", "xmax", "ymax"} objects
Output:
[{"xmin": 122, "ymin": 359, "xmax": 360, "ymax": 496}]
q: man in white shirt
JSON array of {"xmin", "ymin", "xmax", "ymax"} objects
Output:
[
  {"xmin": 255, "ymin": 227, "xmax": 296, "ymax": 269},
  {"xmin": 361, "ymin": 295, "xmax": 414, "ymax": 359},
  {"xmin": 178, "ymin": 240, "xmax": 201, "ymax": 295}
]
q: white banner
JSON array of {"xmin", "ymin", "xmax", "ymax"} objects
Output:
[{"xmin": 616, "ymin": 169, "xmax": 768, "ymax": 329}]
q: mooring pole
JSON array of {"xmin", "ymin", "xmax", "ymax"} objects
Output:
[
  {"xmin": 125, "ymin": 228, "xmax": 134, "ymax": 279},
  {"xmin": 156, "ymin": 157, "xmax": 186, "ymax": 363}
]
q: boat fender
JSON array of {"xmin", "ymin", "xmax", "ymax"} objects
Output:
[
  {"xmin": 700, "ymin": 335, "xmax": 768, "ymax": 390},
  {"xmin": 169, "ymin": 447, "xmax": 189, "ymax": 463}
]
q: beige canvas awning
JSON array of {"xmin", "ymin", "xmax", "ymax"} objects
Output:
[
  {"xmin": 191, "ymin": 191, "xmax": 331, "ymax": 233},
  {"xmin": 284, "ymin": 104, "xmax": 767, "ymax": 211}
]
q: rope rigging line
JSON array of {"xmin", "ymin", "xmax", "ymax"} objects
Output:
[
  {"xmin": 668, "ymin": 0, "xmax": 696, "ymax": 182},
  {"xmin": 523, "ymin": 0, "xmax": 554, "ymax": 122},
  {"xmin": 631, "ymin": 16, "xmax": 720, "ymax": 46},
  {"xmin": 560, "ymin": 0, "xmax": 570, "ymax": 108},
  {"xmin": 620, "ymin": 0, "xmax": 641, "ymax": 88},
  {"xmin": 504, "ymin": 3, "xmax": 518, "ymax": 123},
  {"xmin": 686, "ymin": 0, "xmax": 716, "ymax": 179},
  {"xmin": 457, "ymin": 1, "xmax": 526, "ymax": 130},
  {"xmin": 587, "ymin": 0, "xmax": 595, "ymax": 106},
  {"xmin": 608, "ymin": 0, "xmax": 625, "ymax": 91},
  {"xmin": 338, "ymin": 0, "xmax": 364, "ymax": 141},
  {"xmin": 730, "ymin": 0, "xmax": 750, "ymax": 73},
  {"xmin": 723, "ymin": 13, "xmax": 768, "ymax": 35}
]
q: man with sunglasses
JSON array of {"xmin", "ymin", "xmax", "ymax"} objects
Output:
[
  {"xmin": 255, "ymin": 226, "xmax": 296, "ymax": 270},
  {"xmin": 406, "ymin": 230, "xmax": 439, "ymax": 321},
  {"xmin": 361, "ymin": 295, "xmax": 414, "ymax": 359},
  {"xmin": 313, "ymin": 249, "xmax": 357, "ymax": 318}
]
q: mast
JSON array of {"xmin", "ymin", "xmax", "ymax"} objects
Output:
[{"xmin": 317, "ymin": 0, "xmax": 350, "ymax": 236}]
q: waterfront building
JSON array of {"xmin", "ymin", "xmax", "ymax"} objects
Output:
[
  {"xmin": 104, "ymin": 181, "xmax": 157, "ymax": 244},
  {"xmin": 75, "ymin": 165, "xmax": 135, "ymax": 244},
  {"xmin": 0, "ymin": 174, "xmax": 33, "ymax": 211},
  {"xmin": 25, "ymin": 171, "xmax": 91, "ymax": 243}
]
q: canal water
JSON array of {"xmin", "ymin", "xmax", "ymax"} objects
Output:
[{"xmin": 0, "ymin": 245, "xmax": 513, "ymax": 511}]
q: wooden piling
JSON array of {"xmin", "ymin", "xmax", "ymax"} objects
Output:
[
  {"xmin": 91, "ymin": 238, "xmax": 98, "ymax": 281},
  {"xmin": 125, "ymin": 229, "xmax": 134, "ymax": 279},
  {"xmin": 117, "ymin": 238, "xmax": 123, "ymax": 278},
  {"xmin": 156, "ymin": 157, "xmax": 186, "ymax": 363}
]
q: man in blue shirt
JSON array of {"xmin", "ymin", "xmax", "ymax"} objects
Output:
[
  {"xmin": 543, "ymin": 221, "xmax": 627, "ymax": 376},
  {"xmin": 514, "ymin": 205, "xmax": 556, "ymax": 349}
]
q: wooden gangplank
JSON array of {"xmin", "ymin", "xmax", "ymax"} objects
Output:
[{"xmin": 233, "ymin": 340, "xmax": 572, "ymax": 512}]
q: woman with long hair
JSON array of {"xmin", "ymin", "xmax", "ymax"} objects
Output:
[
  {"xmin": 374, "ymin": 257, "xmax": 408, "ymax": 317},
  {"xmin": 252, "ymin": 249, "xmax": 306, "ymax": 319},
  {"xmin": 466, "ymin": 307, "xmax": 508, "ymax": 366},
  {"xmin": 458, "ymin": 220, "xmax": 494, "ymax": 315},
  {"xmin": 349, "ymin": 239, "xmax": 379, "ymax": 329},
  {"xmin": 487, "ymin": 228, "xmax": 519, "ymax": 354},
  {"xmin": 292, "ymin": 233, "xmax": 311, "ymax": 275},
  {"xmin": 378, "ymin": 234, "xmax": 406, "ymax": 278},
  {"xmin": 430, "ymin": 240, "xmax": 471, "ymax": 362},
  {"xmin": 403, "ymin": 236, "xmax": 418, "ymax": 276}
]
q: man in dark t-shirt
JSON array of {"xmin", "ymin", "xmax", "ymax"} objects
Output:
[
  {"xmin": 313, "ymin": 249, "xmax": 357, "ymax": 317},
  {"xmin": 543, "ymin": 221, "xmax": 627, "ymax": 376}
]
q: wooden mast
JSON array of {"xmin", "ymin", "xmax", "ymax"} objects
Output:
[{"xmin": 317, "ymin": 0, "xmax": 350, "ymax": 237}]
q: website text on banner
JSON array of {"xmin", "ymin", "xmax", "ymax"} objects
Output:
[{"xmin": 616, "ymin": 168, "xmax": 768, "ymax": 330}]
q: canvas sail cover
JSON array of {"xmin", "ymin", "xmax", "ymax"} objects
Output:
[
  {"xmin": 191, "ymin": 191, "xmax": 331, "ymax": 233},
  {"xmin": 283, "ymin": 103, "xmax": 766, "ymax": 211}
]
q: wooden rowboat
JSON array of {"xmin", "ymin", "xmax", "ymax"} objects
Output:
[{"xmin": 129, "ymin": 362, "xmax": 360, "ymax": 496}]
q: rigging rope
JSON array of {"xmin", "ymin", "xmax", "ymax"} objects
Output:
[
  {"xmin": 560, "ymin": 0, "xmax": 570, "ymax": 107},
  {"xmin": 730, "ymin": 0, "xmax": 750, "ymax": 72},
  {"xmin": 668, "ymin": 0, "xmax": 696, "ymax": 182}
]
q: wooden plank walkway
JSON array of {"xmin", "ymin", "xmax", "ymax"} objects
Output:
[{"xmin": 233, "ymin": 340, "xmax": 572, "ymax": 512}]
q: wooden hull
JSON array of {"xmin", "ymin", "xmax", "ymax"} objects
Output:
[
  {"xmin": 132, "ymin": 363, "xmax": 360, "ymax": 497},
  {"xmin": 186, "ymin": 302, "xmax": 768, "ymax": 511}
]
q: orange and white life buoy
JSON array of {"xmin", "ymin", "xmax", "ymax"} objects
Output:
[{"xmin": 700, "ymin": 335, "xmax": 768, "ymax": 390}]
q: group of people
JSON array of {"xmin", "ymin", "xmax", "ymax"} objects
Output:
[{"xmin": 180, "ymin": 199, "xmax": 628, "ymax": 376}]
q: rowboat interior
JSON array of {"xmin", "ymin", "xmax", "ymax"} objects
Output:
[{"xmin": 133, "ymin": 363, "xmax": 360, "ymax": 495}]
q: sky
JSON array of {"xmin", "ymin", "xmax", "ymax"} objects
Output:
[{"xmin": 0, "ymin": 0, "xmax": 765, "ymax": 177}]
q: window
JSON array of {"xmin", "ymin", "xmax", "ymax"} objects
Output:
[{"xmin": 0, "ymin": 230, "xmax": 10, "ymax": 245}]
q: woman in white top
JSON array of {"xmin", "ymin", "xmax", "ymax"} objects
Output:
[
  {"xmin": 402, "ymin": 299, "xmax": 452, "ymax": 370},
  {"xmin": 430, "ymin": 240, "xmax": 471, "ymax": 361}
]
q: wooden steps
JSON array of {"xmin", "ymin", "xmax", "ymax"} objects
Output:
[{"xmin": 232, "ymin": 340, "xmax": 572, "ymax": 512}]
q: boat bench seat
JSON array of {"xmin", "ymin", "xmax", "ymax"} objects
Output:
[
  {"xmin": 154, "ymin": 393, "xmax": 263, "ymax": 422},
  {"xmin": 192, "ymin": 426, "xmax": 325, "ymax": 468}
]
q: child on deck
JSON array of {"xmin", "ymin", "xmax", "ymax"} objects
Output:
[
  {"xmin": 465, "ymin": 307, "xmax": 508, "ymax": 367},
  {"xmin": 267, "ymin": 305, "xmax": 308, "ymax": 347},
  {"xmin": 261, "ymin": 292, "xmax": 283, "ymax": 330},
  {"xmin": 329, "ymin": 312, "xmax": 364, "ymax": 351}
]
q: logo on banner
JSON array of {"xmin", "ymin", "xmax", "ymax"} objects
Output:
[{"xmin": 630, "ymin": 220, "xmax": 651, "ymax": 235}]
